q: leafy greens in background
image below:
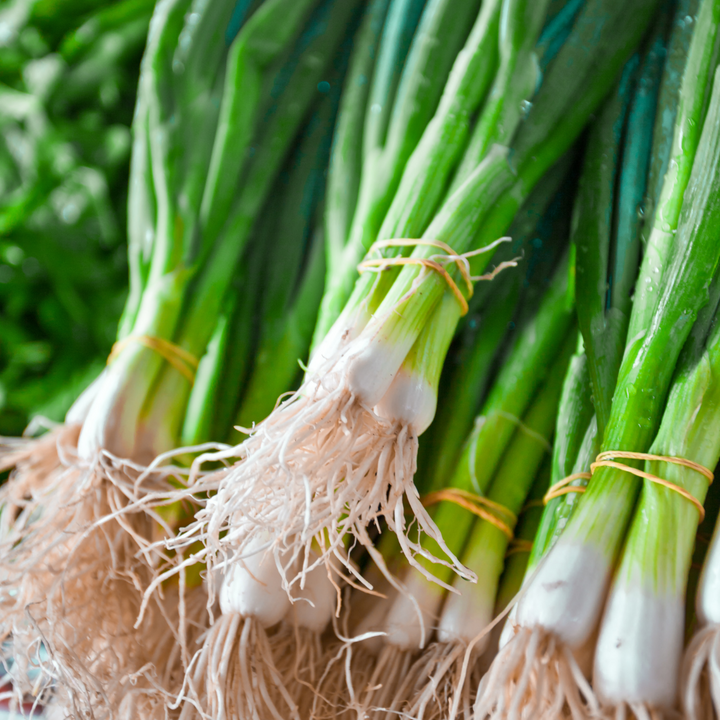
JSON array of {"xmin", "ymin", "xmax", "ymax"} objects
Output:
[{"xmin": 0, "ymin": 0, "xmax": 153, "ymax": 435}]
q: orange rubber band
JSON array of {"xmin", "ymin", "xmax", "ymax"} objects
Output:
[
  {"xmin": 422, "ymin": 487, "xmax": 516, "ymax": 539},
  {"xmin": 358, "ymin": 237, "xmax": 515, "ymax": 317},
  {"xmin": 370, "ymin": 239, "xmax": 475, "ymax": 296},
  {"xmin": 543, "ymin": 452, "xmax": 713, "ymax": 520},
  {"xmin": 358, "ymin": 257, "xmax": 470, "ymax": 315},
  {"xmin": 505, "ymin": 538, "xmax": 533, "ymax": 558},
  {"xmin": 543, "ymin": 472, "xmax": 592, "ymax": 504},
  {"xmin": 592, "ymin": 451, "xmax": 714, "ymax": 482},
  {"xmin": 591, "ymin": 451, "xmax": 713, "ymax": 521},
  {"xmin": 108, "ymin": 335, "xmax": 199, "ymax": 384}
]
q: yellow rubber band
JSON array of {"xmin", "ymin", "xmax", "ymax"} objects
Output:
[
  {"xmin": 543, "ymin": 472, "xmax": 592, "ymax": 504},
  {"xmin": 108, "ymin": 335, "xmax": 199, "ymax": 384},
  {"xmin": 422, "ymin": 487, "xmax": 516, "ymax": 539},
  {"xmin": 358, "ymin": 256, "xmax": 470, "ymax": 315},
  {"xmin": 592, "ymin": 450, "xmax": 714, "ymax": 483},
  {"xmin": 591, "ymin": 452, "xmax": 712, "ymax": 522},
  {"xmin": 358, "ymin": 238, "xmax": 515, "ymax": 317},
  {"xmin": 543, "ymin": 452, "xmax": 713, "ymax": 521},
  {"xmin": 370, "ymin": 239, "xmax": 475, "ymax": 296},
  {"xmin": 505, "ymin": 539, "xmax": 533, "ymax": 558},
  {"xmin": 521, "ymin": 499, "xmax": 546, "ymax": 512}
]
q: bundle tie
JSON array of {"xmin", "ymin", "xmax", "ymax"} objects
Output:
[
  {"xmin": 422, "ymin": 487, "xmax": 516, "ymax": 539},
  {"xmin": 521, "ymin": 499, "xmax": 546, "ymax": 511},
  {"xmin": 108, "ymin": 335, "xmax": 199, "ymax": 384},
  {"xmin": 505, "ymin": 538, "xmax": 533, "ymax": 558},
  {"xmin": 543, "ymin": 472, "xmax": 592, "ymax": 504},
  {"xmin": 357, "ymin": 237, "xmax": 513, "ymax": 317},
  {"xmin": 544, "ymin": 451, "xmax": 713, "ymax": 521}
]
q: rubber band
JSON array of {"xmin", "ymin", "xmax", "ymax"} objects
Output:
[
  {"xmin": 108, "ymin": 335, "xmax": 199, "ymax": 384},
  {"xmin": 370, "ymin": 239, "xmax": 475, "ymax": 296},
  {"xmin": 592, "ymin": 450, "xmax": 714, "ymax": 482},
  {"xmin": 359, "ymin": 256, "xmax": 470, "ymax": 315},
  {"xmin": 543, "ymin": 452, "xmax": 713, "ymax": 520},
  {"xmin": 521, "ymin": 499, "xmax": 546, "ymax": 512},
  {"xmin": 358, "ymin": 237, "xmax": 515, "ymax": 317},
  {"xmin": 422, "ymin": 487, "xmax": 516, "ymax": 539},
  {"xmin": 591, "ymin": 451, "xmax": 712, "ymax": 521},
  {"xmin": 505, "ymin": 539, "xmax": 534, "ymax": 558},
  {"xmin": 543, "ymin": 472, "xmax": 591, "ymax": 504}
]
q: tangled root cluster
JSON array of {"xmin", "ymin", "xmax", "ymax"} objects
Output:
[
  {"xmin": 168, "ymin": 362, "xmax": 472, "ymax": 604},
  {"xmin": 177, "ymin": 614, "xmax": 300, "ymax": 720},
  {"xmin": 473, "ymin": 627, "xmax": 598, "ymax": 720},
  {"xmin": 392, "ymin": 641, "xmax": 488, "ymax": 720},
  {"xmin": 0, "ymin": 426, "xmax": 206, "ymax": 718},
  {"xmin": 683, "ymin": 624, "xmax": 720, "ymax": 720}
]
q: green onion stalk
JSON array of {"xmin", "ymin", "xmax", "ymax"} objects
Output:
[
  {"xmin": 510, "ymin": 12, "xmax": 664, "ymax": 593},
  {"xmin": 306, "ymin": 173, "xmax": 567, "ymax": 716},
  {"xmin": 593, "ymin": 259, "xmax": 720, "ymax": 717},
  {"xmin": 350, "ymin": 259, "xmax": 575, "ymax": 717},
  {"xmin": 413, "ymin": 458, "xmax": 552, "ymax": 716},
  {"xmin": 182, "ymin": 89, "xmax": 335, "ymax": 447},
  {"xmin": 518, "ymin": 0, "xmax": 701, "ymax": 604},
  {"xmin": 487, "ymin": 460, "xmax": 552, "ymax": 656},
  {"xmin": 307, "ymin": 186, "xmax": 572, "ymax": 716},
  {"xmin": 170, "ymin": 0, "xmax": 657, "ymax": 612},
  {"xmin": 414, "ymin": 155, "xmax": 573, "ymax": 498},
  {"xmin": 313, "ymin": 0, "xmax": 487, "ymax": 347},
  {"xmin": 92, "ymin": 0, "xmax": 360, "ymax": 464},
  {"xmin": 475, "ymin": 47, "xmax": 720, "ymax": 720},
  {"xmin": 388, "ymin": 334, "xmax": 574, "ymax": 720}
]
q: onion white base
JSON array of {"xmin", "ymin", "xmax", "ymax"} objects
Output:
[
  {"xmin": 384, "ymin": 570, "xmax": 446, "ymax": 650},
  {"xmin": 514, "ymin": 541, "xmax": 609, "ymax": 649},
  {"xmin": 594, "ymin": 586, "xmax": 683, "ymax": 711}
]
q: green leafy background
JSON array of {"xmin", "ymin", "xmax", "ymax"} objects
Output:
[{"xmin": 0, "ymin": 0, "xmax": 152, "ymax": 434}]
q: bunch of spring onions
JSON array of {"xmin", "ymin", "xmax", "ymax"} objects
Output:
[
  {"xmin": 0, "ymin": 0, "xmax": 358, "ymax": 714},
  {"xmin": 476, "ymin": 1, "xmax": 720, "ymax": 718},
  {"xmin": 165, "ymin": 0, "xmax": 659, "ymax": 622},
  {"xmin": 136, "ymin": 0, "xmax": 657, "ymax": 713},
  {"xmin": 7, "ymin": 0, "xmax": 720, "ymax": 718}
]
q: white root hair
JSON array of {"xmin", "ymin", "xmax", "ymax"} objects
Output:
[
  {"xmin": 683, "ymin": 624, "xmax": 720, "ymax": 720},
  {"xmin": 473, "ymin": 627, "xmax": 599, "ymax": 720},
  {"xmin": 351, "ymin": 643, "xmax": 418, "ymax": 719},
  {"xmin": 270, "ymin": 623, "xmax": 326, "ymax": 718},
  {"xmin": 298, "ymin": 584, "xmax": 388, "ymax": 720},
  {"xmin": 394, "ymin": 640, "xmax": 487, "ymax": 720},
  {"xmin": 0, "ymin": 425, "xmax": 211, "ymax": 718},
  {"xmin": 175, "ymin": 614, "xmax": 299, "ymax": 720}
]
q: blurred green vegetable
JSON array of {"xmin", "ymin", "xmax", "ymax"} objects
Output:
[{"xmin": 0, "ymin": 0, "xmax": 153, "ymax": 435}]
